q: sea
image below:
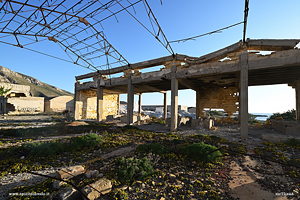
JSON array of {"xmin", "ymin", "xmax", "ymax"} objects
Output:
[{"xmin": 250, "ymin": 113, "xmax": 273, "ymax": 121}]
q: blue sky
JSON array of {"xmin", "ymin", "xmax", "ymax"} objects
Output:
[{"xmin": 0, "ymin": 0, "xmax": 298, "ymax": 113}]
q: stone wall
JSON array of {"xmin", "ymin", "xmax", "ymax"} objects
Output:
[
  {"xmin": 198, "ymin": 87, "xmax": 239, "ymax": 117},
  {"xmin": 44, "ymin": 96, "xmax": 74, "ymax": 112},
  {"xmin": 0, "ymin": 83, "xmax": 31, "ymax": 97},
  {"xmin": 6, "ymin": 97, "xmax": 44, "ymax": 114},
  {"xmin": 77, "ymin": 90, "xmax": 119, "ymax": 120}
]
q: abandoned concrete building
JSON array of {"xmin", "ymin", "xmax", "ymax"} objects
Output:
[
  {"xmin": 74, "ymin": 39, "xmax": 300, "ymax": 138},
  {"xmin": 0, "ymin": 83, "xmax": 74, "ymax": 114}
]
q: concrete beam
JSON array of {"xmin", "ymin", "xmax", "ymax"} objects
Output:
[
  {"xmin": 76, "ymin": 54, "xmax": 188, "ymax": 80},
  {"xmin": 239, "ymin": 52, "xmax": 249, "ymax": 139},
  {"xmin": 171, "ymin": 66, "xmax": 179, "ymax": 131},
  {"xmin": 186, "ymin": 40, "xmax": 243, "ymax": 65},
  {"xmin": 296, "ymin": 80, "xmax": 300, "ymax": 120},
  {"xmin": 163, "ymin": 92, "xmax": 167, "ymax": 120},
  {"xmin": 127, "ymin": 73, "xmax": 134, "ymax": 125},
  {"xmin": 178, "ymin": 78, "xmax": 199, "ymax": 91},
  {"xmin": 247, "ymin": 39, "xmax": 300, "ymax": 51},
  {"xmin": 96, "ymin": 80, "xmax": 104, "ymax": 123}
]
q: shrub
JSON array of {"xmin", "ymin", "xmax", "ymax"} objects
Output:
[
  {"xmin": 181, "ymin": 142, "xmax": 222, "ymax": 163},
  {"xmin": 151, "ymin": 116, "xmax": 157, "ymax": 119},
  {"xmin": 25, "ymin": 141, "xmax": 65, "ymax": 157},
  {"xmin": 69, "ymin": 133, "xmax": 102, "ymax": 150},
  {"xmin": 270, "ymin": 109, "xmax": 296, "ymax": 120},
  {"xmin": 248, "ymin": 114, "xmax": 259, "ymax": 125},
  {"xmin": 137, "ymin": 143, "xmax": 167, "ymax": 155},
  {"xmin": 285, "ymin": 138, "xmax": 300, "ymax": 148},
  {"xmin": 114, "ymin": 157, "xmax": 154, "ymax": 184}
]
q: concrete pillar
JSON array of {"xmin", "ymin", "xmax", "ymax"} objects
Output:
[
  {"xmin": 163, "ymin": 92, "xmax": 167, "ymax": 120},
  {"xmin": 296, "ymin": 80, "xmax": 300, "ymax": 120},
  {"xmin": 74, "ymin": 82, "xmax": 80, "ymax": 120},
  {"xmin": 196, "ymin": 90, "xmax": 201, "ymax": 118},
  {"xmin": 239, "ymin": 52, "xmax": 249, "ymax": 139},
  {"xmin": 127, "ymin": 73, "xmax": 134, "ymax": 125},
  {"xmin": 96, "ymin": 79, "xmax": 104, "ymax": 123},
  {"xmin": 171, "ymin": 66, "xmax": 178, "ymax": 131},
  {"xmin": 118, "ymin": 94, "xmax": 120, "ymax": 115},
  {"xmin": 138, "ymin": 93, "xmax": 142, "ymax": 116}
]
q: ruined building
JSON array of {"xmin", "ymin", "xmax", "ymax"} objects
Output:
[
  {"xmin": 74, "ymin": 39, "xmax": 300, "ymax": 138},
  {"xmin": 0, "ymin": 83, "xmax": 74, "ymax": 114}
]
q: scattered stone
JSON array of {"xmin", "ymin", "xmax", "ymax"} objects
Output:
[
  {"xmin": 85, "ymin": 170, "xmax": 100, "ymax": 178},
  {"xmin": 169, "ymin": 173, "xmax": 176, "ymax": 179},
  {"xmin": 56, "ymin": 165, "xmax": 85, "ymax": 180},
  {"xmin": 20, "ymin": 156, "xmax": 25, "ymax": 159},
  {"xmin": 82, "ymin": 178, "xmax": 112, "ymax": 200},
  {"xmin": 52, "ymin": 180, "xmax": 67, "ymax": 190},
  {"xmin": 52, "ymin": 188, "xmax": 83, "ymax": 200}
]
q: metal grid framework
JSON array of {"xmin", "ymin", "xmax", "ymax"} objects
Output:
[{"xmin": 0, "ymin": 0, "xmax": 173, "ymax": 71}]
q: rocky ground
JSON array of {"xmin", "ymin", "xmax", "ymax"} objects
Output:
[{"xmin": 0, "ymin": 117, "xmax": 300, "ymax": 200}]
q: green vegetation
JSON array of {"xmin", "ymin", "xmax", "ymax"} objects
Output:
[
  {"xmin": 0, "ymin": 86, "xmax": 11, "ymax": 96},
  {"xmin": 114, "ymin": 157, "xmax": 155, "ymax": 184},
  {"xmin": 248, "ymin": 114, "xmax": 259, "ymax": 125},
  {"xmin": 110, "ymin": 189, "xmax": 129, "ymax": 200},
  {"xmin": 69, "ymin": 133, "xmax": 102, "ymax": 150},
  {"xmin": 137, "ymin": 143, "xmax": 168, "ymax": 155},
  {"xmin": 181, "ymin": 142, "xmax": 222, "ymax": 163},
  {"xmin": 269, "ymin": 109, "xmax": 296, "ymax": 120},
  {"xmin": 285, "ymin": 138, "xmax": 300, "ymax": 148},
  {"xmin": 25, "ymin": 141, "xmax": 65, "ymax": 157}
]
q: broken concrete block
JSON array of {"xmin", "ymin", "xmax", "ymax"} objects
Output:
[
  {"xmin": 52, "ymin": 180, "xmax": 67, "ymax": 190},
  {"xmin": 85, "ymin": 170, "xmax": 100, "ymax": 179},
  {"xmin": 81, "ymin": 178, "xmax": 112, "ymax": 200},
  {"xmin": 55, "ymin": 165, "xmax": 85, "ymax": 180},
  {"xmin": 191, "ymin": 118, "xmax": 202, "ymax": 128},
  {"xmin": 52, "ymin": 188, "xmax": 84, "ymax": 200},
  {"xmin": 271, "ymin": 120, "xmax": 300, "ymax": 135},
  {"xmin": 203, "ymin": 118, "xmax": 214, "ymax": 129}
]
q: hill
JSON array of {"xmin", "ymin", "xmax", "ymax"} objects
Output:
[{"xmin": 0, "ymin": 66, "xmax": 73, "ymax": 97}]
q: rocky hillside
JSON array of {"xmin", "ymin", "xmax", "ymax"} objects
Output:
[{"xmin": 0, "ymin": 66, "xmax": 73, "ymax": 97}]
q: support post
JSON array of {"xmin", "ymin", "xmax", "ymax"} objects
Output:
[
  {"xmin": 96, "ymin": 79, "xmax": 104, "ymax": 123},
  {"xmin": 138, "ymin": 93, "xmax": 142, "ymax": 116},
  {"xmin": 196, "ymin": 90, "xmax": 201, "ymax": 118},
  {"xmin": 171, "ymin": 66, "xmax": 178, "ymax": 131},
  {"xmin": 127, "ymin": 73, "xmax": 134, "ymax": 125},
  {"xmin": 118, "ymin": 94, "xmax": 120, "ymax": 115},
  {"xmin": 296, "ymin": 80, "xmax": 300, "ymax": 120},
  {"xmin": 74, "ymin": 82, "xmax": 80, "ymax": 120},
  {"xmin": 163, "ymin": 92, "xmax": 167, "ymax": 120},
  {"xmin": 239, "ymin": 52, "xmax": 249, "ymax": 139}
]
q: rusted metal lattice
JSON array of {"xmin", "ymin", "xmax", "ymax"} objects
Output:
[{"xmin": 0, "ymin": 0, "xmax": 173, "ymax": 71}]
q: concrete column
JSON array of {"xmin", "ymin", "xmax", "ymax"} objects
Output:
[
  {"xmin": 127, "ymin": 73, "xmax": 134, "ymax": 125},
  {"xmin": 196, "ymin": 90, "xmax": 201, "ymax": 118},
  {"xmin": 96, "ymin": 79, "xmax": 104, "ymax": 123},
  {"xmin": 171, "ymin": 66, "xmax": 178, "ymax": 131},
  {"xmin": 138, "ymin": 93, "xmax": 142, "ymax": 116},
  {"xmin": 3, "ymin": 97, "xmax": 7, "ymax": 114},
  {"xmin": 163, "ymin": 92, "xmax": 167, "ymax": 120},
  {"xmin": 239, "ymin": 52, "xmax": 249, "ymax": 139},
  {"xmin": 74, "ymin": 82, "xmax": 80, "ymax": 120},
  {"xmin": 118, "ymin": 94, "xmax": 120, "ymax": 115},
  {"xmin": 296, "ymin": 80, "xmax": 300, "ymax": 120}
]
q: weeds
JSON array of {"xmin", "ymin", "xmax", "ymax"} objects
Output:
[
  {"xmin": 114, "ymin": 157, "xmax": 155, "ymax": 184},
  {"xmin": 181, "ymin": 142, "xmax": 222, "ymax": 163}
]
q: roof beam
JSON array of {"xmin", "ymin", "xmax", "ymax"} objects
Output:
[
  {"xmin": 247, "ymin": 39, "xmax": 300, "ymax": 51},
  {"xmin": 76, "ymin": 54, "xmax": 188, "ymax": 80}
]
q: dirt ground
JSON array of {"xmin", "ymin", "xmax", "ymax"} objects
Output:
[{"xmin": 1, "ymin": 116, "xmax": 300, "ymax": 199}]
